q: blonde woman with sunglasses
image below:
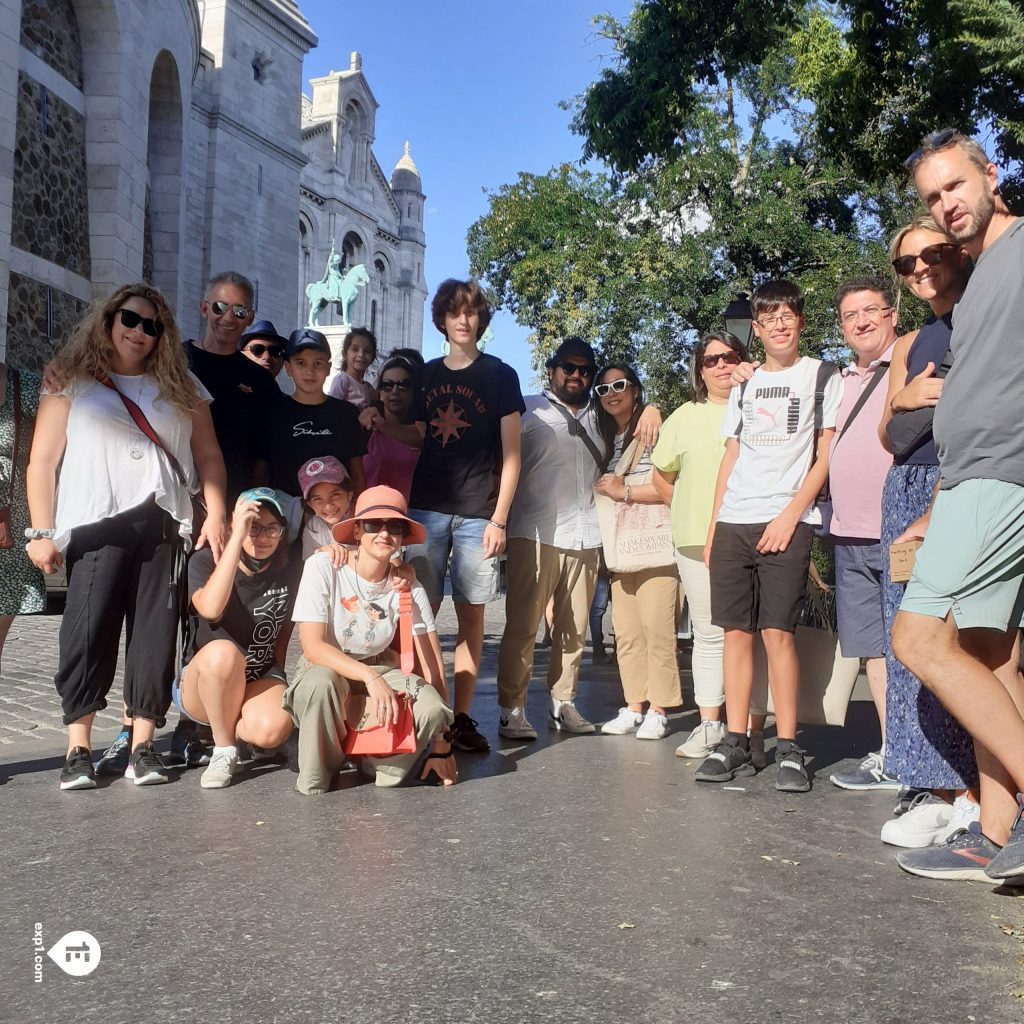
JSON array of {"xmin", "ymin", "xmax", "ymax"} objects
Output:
[{"xmin": 26, "ymin": 284, "xmax": 227, "ymax": 791}]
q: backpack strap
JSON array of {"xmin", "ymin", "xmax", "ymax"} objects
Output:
[{"xmin": 546, "ymin": 396, "xmax": 607, "ymax": 469}]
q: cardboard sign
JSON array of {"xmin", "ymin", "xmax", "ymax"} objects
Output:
[{"xmin": 889, "ymin": 540, "xmax": 922, "ymax": 584}]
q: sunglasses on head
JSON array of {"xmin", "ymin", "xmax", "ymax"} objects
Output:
[
  {"xmin": 117, "ymin": 307, "xmax": 162, "ymax": 338},
  {"xmin": 594, "ymin": 378, "xmax": 632, "ymax": 397},
  {"xmin": 702, "ymin": 351, "xmax": 742, "ymax": 369},
  {"xmin": 379, "ymin": 378, "xmax": 412, "ymax": 392},
  {"xmin": 359, "ymin": 518, "xmax": 409, "ymax": 538},
  {"xmin": 555, "ymin": 362, "xmax": 594, "ymax": 378},
  {"xmin": 904, "ymin": 127, "xmax": 958, "ymax": 169},
  {"xmin": 210, "ymin": 300, "xmax": 252, "ymax": 319},
  {"xmin": 246, "ymin": 343, "xmax": 284, "ymax": 359},
  {"xmin": 892, "ymin": 242, "xmax": 959, "ymax": 277}
]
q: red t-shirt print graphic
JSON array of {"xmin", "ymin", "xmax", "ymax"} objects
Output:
[{"xmin": 430, "ymin": 398, "xmax": 471, "ymax": 446}]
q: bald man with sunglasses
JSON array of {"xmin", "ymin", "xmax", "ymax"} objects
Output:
[{"xmin": 184, "ymin": 272, "xmax": 280, "ymax": 501}]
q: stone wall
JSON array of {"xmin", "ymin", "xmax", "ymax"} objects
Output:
[
  {"xmin": 19, "ymin": 0, "xmax": 83, "ymax": 89},
  {"xmin": 11, "ymin": 73, "xmax": 90, "ymax": 279},
  {"xmin": 5, "ymin": 271, "xmax": 87, "ymax": 371}
]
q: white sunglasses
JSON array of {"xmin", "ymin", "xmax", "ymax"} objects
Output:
[{"xmin": 594, "ymin": 378, "xmax": 632, "ymax": 397}]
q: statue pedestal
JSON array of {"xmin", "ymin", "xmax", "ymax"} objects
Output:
[{"xmin": 320, "ymin": 324, "xmax": 351, "ymax": 395}]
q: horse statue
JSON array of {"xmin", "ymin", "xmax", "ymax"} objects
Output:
[{"xmin": 305, "ymin": 245, "xmax": 371, "ymax": 327}]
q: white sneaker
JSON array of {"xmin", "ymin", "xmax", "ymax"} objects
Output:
[
  {"xmin": 880, "ymin": 792, "xmax": 954, "ymax": 848},
  {"xmin": 938, "ymin": 793, "xmax": 981, "ymax": 843},
  {"xmin": 498, "ymin": 706, "xmax": 537, "ymax": 740},
  {"xmin": 200, "ymin": 747, "xmax": 241, "ymax": 789},
  {"xmin": 636, "ymin": 710, "xmax": 669, "ymax": 740},
  {"xmin": 675, "ymin": 719, "xmax": 726, "ymax": 758},
  {"xmin": 549, "ymin": 698, "xmax": 595, "ymax": 733},
  {"xmin": 601, "ymin": 708, "xmax": 643, "ymax": 735}
]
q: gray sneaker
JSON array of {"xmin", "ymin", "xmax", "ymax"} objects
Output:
[
  {"xmin": 498, "ymin": 706, "xmax": 537, "ymax": 740},
  {"xmin": 549, "ymin": 698, "xmax": 595, "ymax": 733},
  {"xmin": 829, "ymin": 750, "xmax": 900, "ymax": 791},
  {"xmin": 675, "ymin": 719, "xmax": 725, "ymax": 758},
  {"xmin": 200, "ymin": 748, "xmax": 241, "ymax": 789}
]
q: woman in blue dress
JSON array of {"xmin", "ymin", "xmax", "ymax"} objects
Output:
[{"xmin": 875, "ymin": 214, "xmax": 978, "ymax": 855}]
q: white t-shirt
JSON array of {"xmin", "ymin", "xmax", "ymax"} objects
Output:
[
  {"xmin": 718, "ymin": 357, "xmax": 842, "ymax": 526},
  {"xmin": 292, "ymin": 554, "xmax": 435, "ymax": 659},
  {"xmin": 301, "ymin": 514, "xmax": 334, "ymax": 560},
  {"xmin": 50, "ymin": 372, "xmax": 211, "ymax": 552}
]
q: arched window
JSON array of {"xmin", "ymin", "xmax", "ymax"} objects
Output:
[{"xmin": 341, "ymin": 230, "xmax": 363, "ymax": 271}]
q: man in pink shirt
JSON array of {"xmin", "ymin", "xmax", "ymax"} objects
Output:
[{"xmin": 827, "ymin": 276, "xmax": 898, "ymax": 791}]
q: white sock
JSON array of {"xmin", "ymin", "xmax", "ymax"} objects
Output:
[{"xmin": 213, "ymin": 744, "xmax": 237, "ymax": 758}]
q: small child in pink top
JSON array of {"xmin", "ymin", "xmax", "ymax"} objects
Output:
[{"xmin": 327, "ymin": 328, "xmax": 378, "ymax": 409}]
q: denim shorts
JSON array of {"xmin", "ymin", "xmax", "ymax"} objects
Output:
[
  {"xmin": 172, "ymin": 659, "xmax": 287, "ymax": 726},
  {"xmin": 405, "ymin": 509, "xmax": 499, "ymax": 605},
  {"xmin": 833, "ymin": 539, "xmax": 885, "ymax": 658}
]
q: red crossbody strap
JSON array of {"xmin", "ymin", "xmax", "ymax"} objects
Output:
[
  {"xmin": 95, "ymin": 373, "xmax": 189, "ymax": 489},
  {"xmin": 399, "ymin": 588, "xmax": 414, "ymax": 677}
]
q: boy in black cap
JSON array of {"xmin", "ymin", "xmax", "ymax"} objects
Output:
[{"xmin": 255, "ymin": 329, "xmax": 366, "ymax": 498}]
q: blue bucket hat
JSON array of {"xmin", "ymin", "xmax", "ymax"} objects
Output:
[{"xmin": 238, "ymin": 319, "xmax": 288, "ymax": 351}]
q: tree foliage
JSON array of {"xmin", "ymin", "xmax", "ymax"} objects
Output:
[{"xmin": 467, "ymin": 0, "xmax": 1019, "ymax": 405}]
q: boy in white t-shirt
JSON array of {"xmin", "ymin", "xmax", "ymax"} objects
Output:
[{"xmin": 696, "ymin": 280, "xmax": 842, "ymax": 793}]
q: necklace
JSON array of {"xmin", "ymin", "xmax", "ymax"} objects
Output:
[
  {"xmin": 350, "ymin": 553, "xmax": 391, "ymax": 614},
  {"xmin": 125, "ymin": 374, "xmax": 145, "ymax": 460}
]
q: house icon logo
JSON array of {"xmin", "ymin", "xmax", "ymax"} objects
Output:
[{"xmin": 46, "ymin": 931, "xmax": 101, "ymax": 977}]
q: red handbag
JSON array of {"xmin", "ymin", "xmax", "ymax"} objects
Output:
[{"xmin": 342, "ymin": 590, "xmax": 417, "ymax": 756}]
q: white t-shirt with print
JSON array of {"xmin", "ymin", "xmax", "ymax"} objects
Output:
[
  {"xmin": 292, "ymin": 554, "xmax": 435, "ymax": 659},
  {"xmin": 718, "ymin": 357, "xmax": 842, "ymax": 526}
]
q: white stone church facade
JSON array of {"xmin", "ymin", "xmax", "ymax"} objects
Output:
[{"xmin": 0, "ymin": 0, "xmax": 427, "ymax": 370}]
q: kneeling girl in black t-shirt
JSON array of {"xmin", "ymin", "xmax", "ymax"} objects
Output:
[{"xmin": 174, "ymin": 488, "xmax": 295, "ymax": 789}]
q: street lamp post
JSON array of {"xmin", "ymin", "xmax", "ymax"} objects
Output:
[{"xmin": 723, "ymin": 293, "xmax": 753, "ymax": 348}]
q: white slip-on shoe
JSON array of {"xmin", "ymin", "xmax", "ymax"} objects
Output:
[{"xmin": 601, "ymin": 708, "xmax": 644, "ymax": 735}]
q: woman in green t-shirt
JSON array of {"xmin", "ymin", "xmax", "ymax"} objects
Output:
[{"xmin": 651, "ymin": 331, "xmax": 750, "ymax": 760}]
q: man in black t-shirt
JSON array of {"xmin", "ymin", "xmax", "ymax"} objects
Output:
[
  {"xmin": 184, "ymin": 272, "xmax": 279, "ymax": 501},
  {"xmin": 255, "ymin": 328, "xmax": 367, "ymax": 497}
]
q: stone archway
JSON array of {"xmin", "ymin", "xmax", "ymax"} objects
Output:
[{"xmin": 145, "ymin": 49, "xmax": 183, "ymax": 306}]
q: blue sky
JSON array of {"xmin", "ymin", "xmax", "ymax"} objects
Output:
[{"xmin": 300, "ymin": 0, "xmax": 634, "ymax": 390}]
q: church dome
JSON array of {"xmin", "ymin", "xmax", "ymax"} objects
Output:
[{"xmin": 391, "ymin": 141, "xmax": 421, "ymax": 192}]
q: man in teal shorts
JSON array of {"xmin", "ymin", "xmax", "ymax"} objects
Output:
[{"xmin": 892, "ymin": 130, "xmax": 1024, "ymax": 883}]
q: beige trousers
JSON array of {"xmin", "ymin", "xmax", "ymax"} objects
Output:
[
  {"xmin": 610, "ymin": 566, "xmax": 682, "ymax": 708},
  {"xmin": 496, "ymin": 537, "xmax": 598, "ymax": 708},
  {"xmin": 283, "ymin": 657, "xmax": 453, "ymax": 795}
]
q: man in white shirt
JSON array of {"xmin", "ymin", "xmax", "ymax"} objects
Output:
[
  {"xmin": 495, "ymin": 338, "xmax": 606, "ymax": 739},
  {"xmin": 495, "ymin": 338, "xmax": 662, "ymax": 739}
]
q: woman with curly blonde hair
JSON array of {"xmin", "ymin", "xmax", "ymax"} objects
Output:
[{"xmin": 26, "ymin": 283, "xmax": 227, "ymax": 790}]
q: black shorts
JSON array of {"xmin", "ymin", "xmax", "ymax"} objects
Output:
[{"xmin": 709, "ymin": 521, "xmax": 813, "ymax": 633}]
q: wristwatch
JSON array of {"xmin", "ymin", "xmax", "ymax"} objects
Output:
[{"xmin": 24, "ymin": 528, "xmax": 55, "ymax": 540}]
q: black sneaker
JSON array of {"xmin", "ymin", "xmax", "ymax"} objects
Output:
[
  {"xmin": 166, "ymin": 720, "xmax": 213, "ymax": 768},
  {"xmin": 776, "ymin": 744, "xmax": 811, "ymax": 793},
  {"xmin": 125, "ymin": 741, "xmax": 169, "ymax": 786},
  {"xmin": 59, "ymin": 747, "xmax": 97, "ymax": 791},
  {"xmin": 695, "ymin": 739, "xmax": 754, "ymax": 783},
  {"xmin": 95, "ymin": 728, "xmax": 132, "ymax": 776},
  {"xmin": 451, "ymin": 713, "xmax": 490, "ymax": 753}
]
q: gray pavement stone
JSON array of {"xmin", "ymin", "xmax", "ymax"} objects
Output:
[{"xmin": 1, "ymin": 602, "xmax": 1023, "ymax": 1023}]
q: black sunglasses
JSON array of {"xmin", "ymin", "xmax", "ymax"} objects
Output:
[
  {"xmin": 892, "ymin": 242, "xmax": 959, "ymax": 277},
  {"xmin": 210, "ymin": 300, "xmax": 252, "ymax": 319},
  {"xmin": 359, "ymin": 518, "xmax": 409, "ymax": 538},
  {"xmin": 555, "ymin": 362, "xmax": 594, "ymax": 378},
  {"xmin": 702, "ymin": 351, "xmax": 742, "ymax": 369},
  {"xmin": 904, "ymin": 127, "xmax": 958, "ymax": 169},
  {"xmin": 117, "ymin": 307, "xmax": 162, "ymax": 338},
  {"xmin": 379, "ymin": 378, "xmax": 412, "ymax": 392},
  {"xmin": 246, "ymin": 343, "xmax": 284, "ymax": 359}
]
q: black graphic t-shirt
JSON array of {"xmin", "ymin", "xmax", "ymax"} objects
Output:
[
  {"xmin": 185, "ymin": 342, "xmax": 280, "ymax": 500},
  {"xmin": 409, "ymin": 353, "xmax": 526, "ymax": 519},
  {"xmin": 258, "ymin": 394, "xmax": 367, "ymax": 496},
  {"xmin": 187, "ymin": 549, "xmax": 295, "ymax": 680}
]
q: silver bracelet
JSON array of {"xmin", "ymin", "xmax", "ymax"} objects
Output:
[{"xmin": 24, "ymin": 528, "xmax": 55, "ymax": 540}]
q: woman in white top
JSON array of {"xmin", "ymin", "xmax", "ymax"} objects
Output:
[
  {"xmin": 26, "ymin": 284, "xmax": 227, "ymax": 791},
  {"xmin": 287, "ymin": 484, "xmax": 455, "ymax": 794},
  {"xmin": 594, "ymin": 363, "xmax": 682, "ymax": 740}
]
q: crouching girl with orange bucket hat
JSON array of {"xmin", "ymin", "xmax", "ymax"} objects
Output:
[{"xmin": 286, "ymin": 485, "xmax": 456, "ymax": 793}]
